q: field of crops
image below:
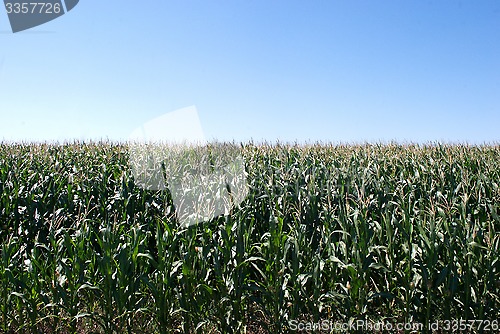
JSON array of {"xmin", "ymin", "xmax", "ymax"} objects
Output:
[{"xmin": 0, "ymin": 142, "xmax": 499, "ymax": 333}]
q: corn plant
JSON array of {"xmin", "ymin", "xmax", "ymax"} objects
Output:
[{"xmin": 0, "ymin": 141, "xmax": 498, "ymax": 333}]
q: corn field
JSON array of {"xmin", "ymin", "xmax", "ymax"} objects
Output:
[{"xmin": 0, "ymin": 142, "xmax": 498, "ymax": 333}]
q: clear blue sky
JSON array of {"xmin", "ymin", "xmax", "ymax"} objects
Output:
[{"xmin": 0, "ymin": 1, "xmax": 499, "ymax": 144}]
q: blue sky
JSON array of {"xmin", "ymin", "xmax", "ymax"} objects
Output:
[{"xmin": 0, "ymin": 1, "xmax": 499, "ymax": 144}]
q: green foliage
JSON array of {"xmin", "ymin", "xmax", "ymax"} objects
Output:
[{"xmin": 0, "ymin": 142, "xmax": 498, "ymax": 333}]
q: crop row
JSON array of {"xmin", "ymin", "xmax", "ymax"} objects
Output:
[{"xmin": 0, "ymin": 142, "xmax": 498, "ymax": 333}]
